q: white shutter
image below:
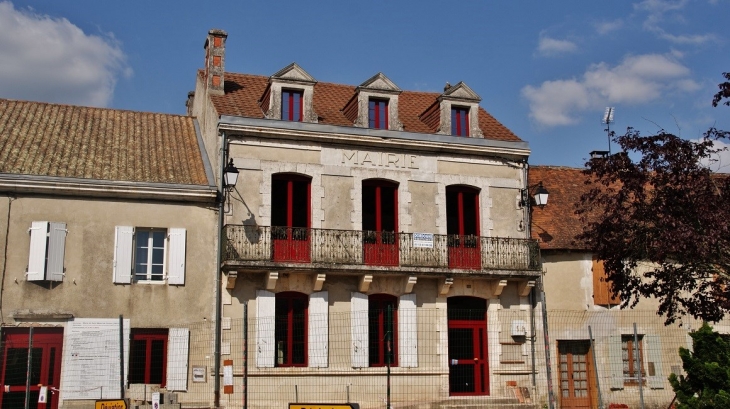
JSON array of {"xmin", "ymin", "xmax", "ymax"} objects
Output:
[
  {"xmin": 398, "ymin": 293, "xmax": 418, "ymax": 368},
  {"xmin": 608, "ymin": 335, "xmax": 624, "ymax": 390},
  {"xmin": 256, "ymin": 290, "xmax": 275, "ymax": 368},
  {"xmin": 167, "ymin": 228, "xmax": 187, "ymax": 285},
  {"xmin": 27, "ymin": 221, "xmax": 48, "ymax": 281},
  {"xmin": 351, "ymin": 292, "xmax": 369, "ymax": 368},
  {"xmin": 46, "ymin": 222, "xmax": 67, "ymax": 282},
  {"xmin": 166, "ymin": 328, "xmax": 190, "ymax": 391},
  {"xmin": 645, "ymin": 335, "xmax": 665, "ymax": 389},
  {"xmin": 308, "ymin": 291, "xmax": 329, "ymax": 368},
  {"xmin": 113, "ymin": 226, "xmax": 134, "ymax": 284}
]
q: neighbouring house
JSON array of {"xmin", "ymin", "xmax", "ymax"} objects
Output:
[
  {"xmin": 0, "ymin": 98, "xmax": 219, "ymax": 408},
  {"xmin": 189, "ymin": 29, "xmax": 544, "ymax": 408},
  {"xmin": 529, "ymin": 165, "xmax": 699, "ymax": 409}
]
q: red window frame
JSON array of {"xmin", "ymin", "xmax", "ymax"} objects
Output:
[
  {"xmin": 369, "ymin": 294, "xmax": 398, "ymax": 367},
  {"xmin": 362, "ymin": 179, "xmax": 399, "ymax": 266},
  {"xmin": 275, "ymin": 291, "xmax": 308, "ymax": 367},
  {"xmin": 129, "ymin": 329, "xmax": 168, "ymax": 386},
  {"xmin": 282, "ymin": 89, "xmax": 303, "ymax": 122},
  {"xmin": 446, "ymin": 185, "xmax": 481, "ymax": 269},
  {"xmin": 271, "ymin": 174, "xmax": 311, "ymax": 262},
  {"xmin": 368, "ymin": 98, "xmax": 389, "ymax": 129},
  {"xmin": 451, "ymin": 107, "xmax": 470, "ymax": 136}
]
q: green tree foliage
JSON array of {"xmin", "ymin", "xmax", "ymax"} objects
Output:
[
  {"xmin": 577, "ymin": 73, "xmax": 730, "ymax": 323},
  {"xmin": 669, "ymin": 323, "xmax": 730, "ymax": 408}
]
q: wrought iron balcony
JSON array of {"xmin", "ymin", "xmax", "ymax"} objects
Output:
[{"xmin": 223, "ymin": 225, "xmax": 541, "ymax": 272}]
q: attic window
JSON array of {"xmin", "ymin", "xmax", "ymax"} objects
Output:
[
  {"xmin": 451, "ymin": 107, "xmax": 469, "ymax": 136},
  {"xmin": 264, "ymin": 63, "xmax": 318, "ymax": 123},
  {"xmin": 282, "ymin": 89, "xmax": 303, "ymax": 122},
  {"xmin": 348, "ymin": 73, "xmax": 403, "ymax": 131},
  {"xmin": 436, "ymin": 82, "xmax": 483, "ymax": 138},
  {"xmin": 368, "ymin": 98, "xmax": 389, "ymax": 129}
]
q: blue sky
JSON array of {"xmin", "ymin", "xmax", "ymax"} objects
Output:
[{"xmin": 1, "ymin": 0, "xmax": 728, "ymax": 168}]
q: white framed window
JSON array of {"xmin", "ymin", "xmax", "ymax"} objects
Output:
[
  {"xmin": 27, "ymin": 221, "xmax": 67, "ymax": 282},
  {"xmin": 113, "ymin": 226, "xmax": 186, "ymax": 285}
]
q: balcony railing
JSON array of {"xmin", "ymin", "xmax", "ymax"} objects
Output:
[{"xmin": 223, "ymin": 225, "xmax": 541, "ymax": 272}]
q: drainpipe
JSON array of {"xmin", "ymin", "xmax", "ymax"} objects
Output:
[
  {"xmin": 0, "ymin": 195, "xmax": 15, "ymax": 324},
  {"xmin": 214, "ymin": 131, "xmax": 227, "ymax": 408}
]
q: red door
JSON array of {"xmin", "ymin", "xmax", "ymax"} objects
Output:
[
  {"xmin": 272, "ymin": 175, "xmax": 311, "ymax": 262},
  {"xmin": 363, "ymin": 180, "xmax": 399, "ymax": 266},
  {"xmin": 448, "ymin": 297, "xmax": 489, "ymax": 396},
  {"xmin": 0, "ymin": 328, "xmax": 64, "ymax": 409},
  {"xmin": 446, "ymin": 186, "xmax": 481, "ymax": 269}
]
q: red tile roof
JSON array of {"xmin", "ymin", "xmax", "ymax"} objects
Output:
[
  {"xmin": 0, "ymin": 98, "xmax": 210, "ymax": 186},
  {"xmin": 209, "ymin": 72, "xmax": 523, "ymax": 142},
  {"xmin": 528, "ymin": 166, "xmax": 590, "ymax": 250}
]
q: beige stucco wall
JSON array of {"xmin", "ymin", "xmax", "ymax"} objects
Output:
[{"xmin": 0, "ymin": 194, "xmax": 217, "ymax": 327}]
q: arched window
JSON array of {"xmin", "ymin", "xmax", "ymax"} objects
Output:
[
  {"xmin": 275, "ymin": 291, "xmax": 308, "ymax": 367},
  {"xmin": 446, "ymin": 185, "xmax": 481, "ymax": 269},
  {"xmin": 362, "ymin": 179, "xmax": 399, "ymax": 266},
  {"xmin": 368, "ymin": 294, "xmax": 398, "ymax": 366},
  {"xmin": 271, "ymin": 174, "xmax": 311, "ymax": 262}
]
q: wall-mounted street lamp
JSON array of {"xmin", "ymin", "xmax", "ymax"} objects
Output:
[
  {"xmin": 522, "ymin": 182, "xmax": 549, "ymax": 209},
  {"xmin": 223, "ymin": 158, "xmax": 239, "ymax": 190}
]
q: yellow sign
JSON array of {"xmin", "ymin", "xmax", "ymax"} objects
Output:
[
  {"xmin": 95, "ymin": 400, "xmax": 127, "ymax": 409},
  {"xmin": 289, "ymin": 404, "xmax": 358, "ymax": 409}
]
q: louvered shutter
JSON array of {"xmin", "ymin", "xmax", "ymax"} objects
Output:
[
  {"xmin": 167, "ymin": 228, "xmax": 187, "ymax": 285},
  {"xmin": 645, "ymin": 335, "xmax": 664, "ymax": 389},
  {"xmin": 166, "ymin": 328, "xmax": 190, "ymax": 391},
  {"xmin": 351, "ymin": 292, "xmax": 369, "ymax": 368},
  {"xmin": 46, "ymin": 222, "xmax": 67, "ymax": 282},
  {"xmin": 398, "ymin": 293, "xmax": 418, "ymax": 368},
  {"xmin": 27, "ymin": 221, "xmax": 48, "ymax": 281},
  {"xmin": 113, "ymin": 226, "xmax": 134, "ymax": 284},
  {"xmin": 308, "ymin": 291, "xmax": 329, "ymax": 368},
  {"xmin": 256, "ymin": 290, "xmax": 275, "ymax": 368},
  {"xmin": 608, "ymin": 335, "xmax": 624, "ymax": 389}
]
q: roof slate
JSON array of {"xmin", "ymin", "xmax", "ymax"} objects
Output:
[
  {"xmin": 528, "ymin": 166, "xmax": 590, "ymax": 251},
  {"xmin": 209, "ymin": 72, "xmax": 522, "ymax": 142},
  {"xmin": 0, "ymin": 98, "xmax": 210, "ymax": 186}
]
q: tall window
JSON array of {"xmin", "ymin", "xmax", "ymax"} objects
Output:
[
  {"xmin": 368, "ymin": 99, "xmax": 389, "ymax": 129},
  {"xmin": 129, "ymin": 330, "xmax": 168, "ymax": 386},
  {"xmin": 369, "ymin": 294, "xmax": 398, "ymax": 366},
  {"xmin": 271, "ymin": 174, "xmax": 311, "ymax": 262},
  {"xmin": 622, "ymin": 335, "xmax": 645, "ymax": 385},
  {"xmin": 275, "ymin": 292, "xmax": 308, "ymax": 367},
  {"xmin": 362, "ymin": 179, "xmax": 399, "ymax": 266},
  {"xmin": 451, "ymin": 107, "xmax": 469, "ymax": 136},
  {"xmin": 282, "ymin": 89, "xmax": 303, "ymax": 121},
  {"xmin": 134, "ymin": 229, "xmax": 166, "ymax": 282},
  {"xmin": 446, "ymin": 186, "xmax": 480, "ymax": 269}
]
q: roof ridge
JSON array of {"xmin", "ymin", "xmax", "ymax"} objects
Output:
[{"xmin": 0, "ymin": 97, "xmax": 193, "ymax": 119}]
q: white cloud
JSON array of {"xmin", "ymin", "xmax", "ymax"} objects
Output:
[
  {"xmin": 696, "ymin": 138, "xmax": 730, "ymax": 173},
  {"xmin": 522, "ymin": 53, "xmax": 696, "ymax": 127},
  {"xmin": 634, "ymin": 0, "xmax": 717, "ymax": 45},
  {"xmin": 0, "ymin": 1, "xmax": 130, "ymax": 107},
  {"xmin": 536, "ymin": 36, "xmax": 578, "ymax": 57},
  {"xmin": 595, "ymin": 19, "xmax": 624, "ymax": 35}
]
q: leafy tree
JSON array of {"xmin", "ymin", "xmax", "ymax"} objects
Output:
[
  {"xmin": 669, "ymin": 323, "xmax": 730, "ymax": 409},
  {"xmin": 577, "ymin": 73, "xmax": 730, "ymax": 323},
  {"xmin": 713, "ymin": 72, "xmax": 730, "ymax": 107}
]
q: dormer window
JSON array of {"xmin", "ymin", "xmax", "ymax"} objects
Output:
[
  {"xmin": 451, "ymin": 106, "xmax": 469, "ymax": 136},
  {"xmin": 345, "ymin": 73, "xmax": 403, "ymax": 131},
  {"xmin": 263, "ymin": 63, "xmax": 318, "ymax": 123},
  {"xmin": 282, "ymin": 89, "xmax": 303, "ymax": 122},
  {"xmin": 368, "ymin": 98, "xmax": 389, "ymax": 129}
]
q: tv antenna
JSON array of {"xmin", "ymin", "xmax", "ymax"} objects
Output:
[{"xmin": 602, "ymin": 107, "xmax": 615, "ymax": 154}]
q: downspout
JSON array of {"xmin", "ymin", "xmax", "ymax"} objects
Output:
[
  {"xmin": 0, "ymin": 195, "xmax": 15, "ymax": 324},
  {"xmin": 214, "ymin": 131, "xmax": 227, "ymax": 408}
]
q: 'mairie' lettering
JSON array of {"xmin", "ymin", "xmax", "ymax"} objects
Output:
[{"xmin": 341, "ymin": 150, "xmax": 419, "ymax": 169}]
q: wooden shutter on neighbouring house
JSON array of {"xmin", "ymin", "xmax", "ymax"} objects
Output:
[
  {"xmin": 398, "ymin": 293, "xmax": 418, "ymax": 368},
  {"xmin": 645, "ymin": 335, "xmax": 665, "ymax": 389},
  {"xmin": 351, "ymin": 292, "xmax": 369, "ymax": 368},
  {"xmin": 27, "ymin": 221, "xmax": 48, "ymax": 281},
  {"xmin": 46, "ymin": 222, "xmax": 67, "ymax": 282},
  {"xmin": 593, "ymin": 258, "xmax": 619, "ymax": 306},
  {"xmin": 113, "ymin": 226, "xmax": 134, "ymax": 284},
  {"xmin": 166, "ymin": 328, "xmax": 190, "ymax": 391},
  {"xmin": 308, "ymin": 291, "xmax": 329, "ymax": 368},
  {"xmin": 256, "ymin": 290, "xmax": 275, "ymax": 368},
  {"xmin": 167, "ymin": 228, "xmax": 187, "ymax": 285}
]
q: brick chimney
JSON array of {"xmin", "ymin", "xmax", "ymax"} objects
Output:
[{"xmin": 204, "ymin": 29, "xmax": 227, "ymax": 96}]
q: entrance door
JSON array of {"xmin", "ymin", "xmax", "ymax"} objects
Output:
[
  {"xmin": 0, "ymin": 328, "xmax": 64, "ymax": 409},
  {"xmin": 558, "ymin": 340, "xmax": 594, "ymax": 409},
  {"xmin": 446, "ymin": 186, "xmax": 481, "ymax": 269},
  {"xmin": 271, "ymin": 174, "xmax": 311, "ymax": 262},
  {"xmin": 362, "ymin": 180, "xmax": 399, "ymax": 266},
  {"xmin": 448, "ymin": 297, "xmax": 488, "ymax": 396}
]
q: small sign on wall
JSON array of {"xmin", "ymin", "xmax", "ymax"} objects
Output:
[
  {"xmin": 193, "ymin": 366, "xmax": 207, "ymax": 383},
  {"xmin": 413, "ymin": 233, "xmax": 434, "ymax": 248}
]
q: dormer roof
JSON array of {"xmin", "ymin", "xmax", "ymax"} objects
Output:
[
  {"xmin": 357, "ymin": 72, "xmax": 402, "ymax": 95},
  {"xmin": 442, "ymin": 81, "xmax": 481, "ymax": 102},
  {"xmin": 270, "ymin": 62, "xmax": 317, "ymax": 85}
]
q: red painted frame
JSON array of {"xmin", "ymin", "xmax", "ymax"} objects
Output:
[
  {"xmin": 369, "ymin": 294, "xmax": 398, "ymax": 367},
  {"xmin": 282, "ymin": 89, "xmax": 303, "ymax": 122},
  {"xmin": 129, "ymin": 330, "xmax": 168, "ymax": 386},
  {"xmin": 272, "ymin": 174, "xmax": 311, "ymax": 263},
  {"xmin": 369, "ymin": 99, "xmax": 389, "ymax": 129},
  {"xmin": 362, "ymin": 180, "xmax": 399, "ymax": 266},
  {"xmin": 451, "ymin": 107, "xmax": 470, "ymax": 137},
  {"xmin": 0, "ymin": 328, "xmax": 64, "ymax": 409},
  {"xmin": 448, "ymin": 320, "xmax": 489, "ymax": 396},
  {"xmin": 446, "ymin": 186, "xmax": 481, "ymax": 269},
  {"xmin": 275, "ymin": 292, "xmax": 308, "ymax": 367}
]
